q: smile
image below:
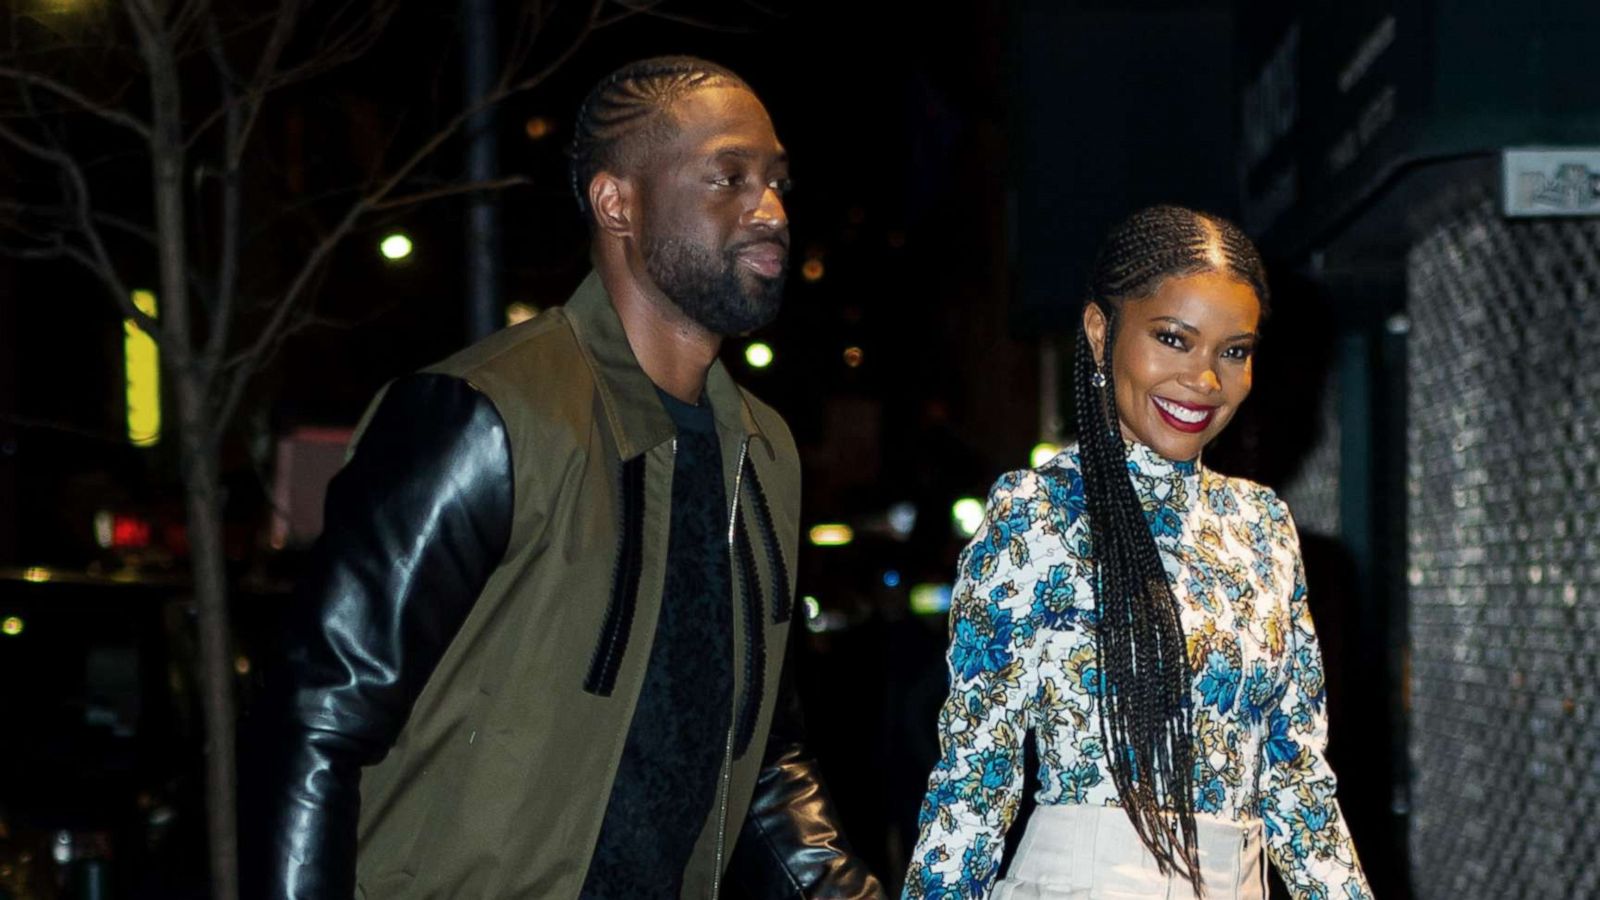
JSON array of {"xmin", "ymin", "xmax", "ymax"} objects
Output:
[{"xmin": 1152, "ymin": 396, "xmax": 1216, "ymax": 433}]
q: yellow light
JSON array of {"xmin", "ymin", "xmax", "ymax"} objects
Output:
[
  {"xmin": 234, "ymin": 655, "xmax": 252, "ymax": 675},
  {"xmin": 506, "ymin": 302, "xmax": 539, "ymax": 326},
  {"xmin": 1, "ymin": 616, "xmax": 22, "ymax": 636},
  {"xmin": 745, "ymin": 342, "xmax": 774, "ymax": 369},
  {"xmin": 379, "ymin": 232, "xmax": 413, "ymax": 261},
  {"xmin": 808, "ymin": 523, "xmax": 854, "ymax": 547},
  {"xmin": 524, "ymin": 116, "xmax": 554, "ymax": 140},
  {"xmin": 952, "ymin": 497, "xmax": 985, "ymax": 538},
  {"xmin": 1030, "ymin": 442, "xmax": 1062, "ymax": 468},
  {"xmin": 801, "ymin": 259, "xmax": 824, "ymax": 282},
  {"xmin": 843, "ymin": 346, "xmax": 864, "ymax": 368},
  {"xmin": 126, "ymin": 290, "xmax": 160, "ymax": 447},
  {"xmin": 23, "ymin": 567, "xmax": 51, "ymax": 584}
]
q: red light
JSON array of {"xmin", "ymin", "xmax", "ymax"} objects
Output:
[{"xmin": 112, "ymin": 516, "xmax": 152, "ymax": 549}]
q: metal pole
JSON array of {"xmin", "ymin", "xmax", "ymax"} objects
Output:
[{"xmin": 463, "ymin": 0, "xmax": 501, "ymax": 344}]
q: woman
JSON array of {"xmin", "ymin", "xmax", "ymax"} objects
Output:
[{"xmin": 903, "ymin": 206, "xmax": 1371, "ymax": 900}]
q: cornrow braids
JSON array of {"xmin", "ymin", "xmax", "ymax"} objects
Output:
[
  {"xmin": 569, "ymin": 55, "xmax": 751, "ymax": 221},
  {"xmin": 1074, "ymin": 204, "xmax": 1269, "ymax": 898}
]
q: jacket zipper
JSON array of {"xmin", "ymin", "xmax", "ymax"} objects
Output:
[{"xmin": 711, "ymin": 437, "xmax": 750, "ymax": 900}]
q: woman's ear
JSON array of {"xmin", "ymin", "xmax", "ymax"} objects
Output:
[{"xmin": 1083, "ymin": 302, "xmax": 1109, "ymax": 368}]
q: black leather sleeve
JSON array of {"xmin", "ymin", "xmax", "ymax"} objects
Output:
[
  {"xmin": 247, "ymin": 374, "xmax": 513, "ymax": 900},
  {"xmin": 727, "ymin": 626, "xmax": 887, "ymax": 900}
]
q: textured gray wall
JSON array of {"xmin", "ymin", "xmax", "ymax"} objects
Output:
[{"xmin": 1406, "ymin": 186, "xmax": 1600, "ymax": 899}]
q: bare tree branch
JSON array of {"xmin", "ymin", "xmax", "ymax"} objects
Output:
[
  {"xmin": 370, "ymin": 174, "xmax": 532, "ymax": 211},
  {"xmin": 213, "ymin": 0, "xmax": 605, "ymax": 431},
  {"xmin": 0, "ymin": 65, "xmax": 153, "ymax": 139},
  {"xmin": 0, "ymin": 118, "xmax": 151, "ymax": 334}
]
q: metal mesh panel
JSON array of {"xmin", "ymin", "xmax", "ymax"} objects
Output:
[
  {"xmin": 1282, "ymin": 379, "xmax": 1341, "ymax": 538},
  {"xmin": 1406, "ymin": 184, "xmax": 1600, "ymax": 900}
]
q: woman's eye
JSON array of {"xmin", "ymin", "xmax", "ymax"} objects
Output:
[
  {"xmin": 1223, "ymin": 345, "xmax": 1255, "ymax": 361},
  {"xmin": 1155, "ymin": 331, "xmax": 1186, "ymax": 349}
]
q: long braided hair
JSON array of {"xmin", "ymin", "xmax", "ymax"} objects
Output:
[
  {"xmin": 569, "ymin": 55, "xmax": 750, "ymax": 221},
  {"xmin": 1073, "ymin": 205, "xmax": 1269, "ymax": 896}
]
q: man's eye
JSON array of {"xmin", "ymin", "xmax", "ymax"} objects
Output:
[
  {"xmin": 712, "ymin": 173, "xmax": 743, "ymax": 187},
  {"xmin": 770, "ymin": 177, "xmax": 794, "ymax": 195}
]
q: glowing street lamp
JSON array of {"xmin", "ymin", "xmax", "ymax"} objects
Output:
[
  {"xmin": 379, "ymin": 232, "xmax": 414, "ymax": 261},
  {"xmin": 745, "ymin": 342, "xmax": 774, "ymax": 369}
]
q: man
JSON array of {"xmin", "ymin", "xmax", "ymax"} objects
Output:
[{"xmin": 253, "ymin": 56, "xmax": 884, "ymax": 899}]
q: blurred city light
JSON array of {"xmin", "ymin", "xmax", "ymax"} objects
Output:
[
  {"xmin": 524, "ymin": 116, "xmax": 554, "ymax": 140},
  {"xmin": 126, "ymin": 289, "xmax": 161, "ymax": 447},
  {"xmin": 235, "ymin": 656, "xmax": 252, "ymax": 675},
  {"xmin": 379, "ymin": 232, "xmax": 414, "ymax": 261},
  {"xmin": 887, "ymin": 502, "xmax": 917, "ymax": 539},
  {"xmin": 745, "ymin": 342, "xmax": 774, "ymax": 369},
  {"xmin": 1031, "ymin": 442, "xmax": 1063, "ymax": 467},
  {"xmin": 506, "ymin": 302, "xmax": 539, "ymax": 326},
  {"xmin": 801, "ymin": 259, "xmax": 825, "ymax": 282},
  {"xmin": 94, "ymin": 510, "xmax": 114, "ymax": 548},
  {"xmin": 952, "ymin": 497, "xmax": 985, "ymax": 538},
  {"xmin": 843, "ymin": 346, "xmax": 864, "ymax": 368},
  {"xmin": 909, "ymin": 583, "xmax": 953, "ymax": 616},
  {"xmin": 808, "ymin": 523, "xmax": 854, "ymax": 547},
  {"xmin": 23, "ymin": 567, "xmax": 51, "ymax": 584},
  {"xmin": 1, "ymin": 616, "xmax": 22, "ymax": 637},
  {"xmin": 803, "ymin": 596, "xmax": 821, "ymax": 621},
  {"xmin": 882, "ymin": 569, "xmax": 901, "ymax": 588}
]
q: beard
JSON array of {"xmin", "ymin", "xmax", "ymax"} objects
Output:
[{"xmin": 642, "ymin": 234, "xmax": 787, "ymax": 336}]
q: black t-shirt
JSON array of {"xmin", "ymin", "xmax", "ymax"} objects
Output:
[{"xmin": 579, "ymin": 389, "xmax": 734, "ymax": 898}]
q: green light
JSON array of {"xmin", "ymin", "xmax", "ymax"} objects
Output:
[
  {"xmin": 951, "ymin": 497, "xmax": 985, "ymax": 538},
  {"xmin": 803, "ymin": 596, "xmax": 821, "ymax": 620},
  {"xmin": 1030, "ymin": 442, "xmax": 1062, "ymax": 467},
  {"xmin": 1, "ymin": 616, "xmax": 22, "ymax": 636},
  {"xmin": 909, "ymin": 584, "xmax": 952, "ymax": 616},
  {"xmin": 745, "ymin": 342, "xmax": 774, "ymax": 369},
  {"xmin": 379, "ymin": 232, "xmax": 414, "ymax": 261}
]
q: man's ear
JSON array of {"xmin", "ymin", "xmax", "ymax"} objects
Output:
[
  {"xmin": 1082, "ymin": 301, "xmax": 1110, "ymax": 368},
  {"xmin": 589, "ymin": 172, "xmax": 635, "ymax": 239}
]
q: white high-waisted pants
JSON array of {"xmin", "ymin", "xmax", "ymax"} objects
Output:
[{"xmin": 992, "ymin": 804, "xmax": 1266, "ymax": 900}]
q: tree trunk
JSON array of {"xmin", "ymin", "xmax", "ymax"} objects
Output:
[{"xmin": 176, "ymin": 391, "xmax": 240, "ymax": 900}]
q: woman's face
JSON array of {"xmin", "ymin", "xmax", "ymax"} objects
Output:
[{"xmin": 1084, "ymin": 270, "xmax": 1262, "ymax": 462}]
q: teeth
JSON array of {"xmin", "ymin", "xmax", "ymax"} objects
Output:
[{"xmin": 1154, "ymin": 397, "xmax": 1209, "ymax": 424}]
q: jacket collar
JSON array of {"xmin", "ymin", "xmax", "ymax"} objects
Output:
[{"xmin": 563, "ymin": 270, "xmax": 770, "ymax": 460}]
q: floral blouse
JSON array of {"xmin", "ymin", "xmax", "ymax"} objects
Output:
[{"xmin": 904, "ymin": 441, "xmax": 1372, "ymax": 900}]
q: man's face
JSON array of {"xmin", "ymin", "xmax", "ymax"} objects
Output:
[
  {"xmin": 635, "ymin": 85, "xmax": 791, "ymax": 336},
  {"xmin": 1087, "ymin": 270, "xmax": 1262, "ymax": 461}
]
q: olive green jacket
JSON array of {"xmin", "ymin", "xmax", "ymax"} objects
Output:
[{"xmin": 347, "ymin": 272, "xmax": 803, "ymax": 897}]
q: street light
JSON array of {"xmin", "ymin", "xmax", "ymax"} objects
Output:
[
  {"xmin": 745, "ymin": 342, "xmax": 774, "ymax": 369},
  {"xmin": 380, "ymin": 232, "xmax": 414, "ymax": 261}
]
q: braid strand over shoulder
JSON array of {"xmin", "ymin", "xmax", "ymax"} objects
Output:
[{"xmin": 1070, "ymin": 204, "xmax": 1269, "ymax": 899}]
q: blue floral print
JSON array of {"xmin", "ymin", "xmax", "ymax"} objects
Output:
[{"xmin": 904, "ymin": 442, "xmax": 1372, "ymax": 900}]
